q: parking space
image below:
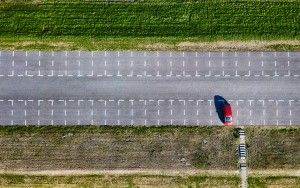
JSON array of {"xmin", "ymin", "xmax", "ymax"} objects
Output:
[{"xmin": 0, "ymin": 100, "xmax": 12, "ymax": 125}]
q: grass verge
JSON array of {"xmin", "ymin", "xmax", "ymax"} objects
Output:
[
  {"xmin": 1, "ymin": 35, "xmax": 300, "ymax": 51},
  {"xmin": 248, "ymin": 176, "xmax": 300, "ymax": 188},
  {"xmin": 0, "ymin": 174, "xmax": 240, "ymax": 188},
  {"xmin": 0, "ymin": 0, "xmax": 300, "ymax": 51},
  {"xmin": 0, "ymin": 174, "xmax": 299, "ymax": 187}
]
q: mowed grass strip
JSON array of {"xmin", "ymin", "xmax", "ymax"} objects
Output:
[
  {"xmin": 0, "ymin": 174, "xmax": 300, "ymax": 188},
  {"xmin": 248, "ymin": 176, "xmax": 300, "ymax": 188},
  {"xmin": 0, "ymin": 1, "xmax": 300, "ymax": 38},
  {"xmin": 0, "ymin": 174, "xmax": 240, "ymax": 188},
  {"xmin": 2, "ymin": 35, "xmax": 300, "ymax": 51}
]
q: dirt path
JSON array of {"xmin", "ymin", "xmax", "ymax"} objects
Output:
[
  {"xmin": 0, "ymin": 169, "xmax": 238, "ymax": 176},
  {"xmin": 0, "ymin": 169, "xmax": 299, "ymax": 177}
]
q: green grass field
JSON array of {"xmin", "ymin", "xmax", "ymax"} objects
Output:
[
  {"xmin": 1, "ymin": 0, "xmax": 299, "ymax": 38},
  {"xmin": 0, "ymin": 0, "xmax": 300, "ymax": 51}
]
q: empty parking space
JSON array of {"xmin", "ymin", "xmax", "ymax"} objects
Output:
[
  {"xmin": 1, "ymin": 51, "xmax": 299, "ymax": 78},
  {"xmin": 1, "ymin": 99, "xmax": 298, "ymax": 126}
]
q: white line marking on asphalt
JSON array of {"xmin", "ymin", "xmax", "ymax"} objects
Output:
[
  {"xmin": 244, "ymin": 70, "xmax": 250, "ymax": 77},
  {"xmin": 205, "ymin": 70, "xmax": 211, "ymax": 77},
  {"xmin": 235, "ymin": 70, "xmax": 240, "ymax": 77}
]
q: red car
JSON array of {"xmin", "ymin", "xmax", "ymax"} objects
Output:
[{"xmin": 223, "ymin": 103, "xmax": 233, "ymax": 126}]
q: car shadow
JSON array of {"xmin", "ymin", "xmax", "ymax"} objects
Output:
[{"xmin": 214, "ymin": 95, "xmax": 229, "ymax": 124}]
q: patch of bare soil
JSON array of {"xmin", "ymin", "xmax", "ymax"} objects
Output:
[
  {"xmin": 143, "ymin": 43, "xmax": 174, "ymax": 50},
  {"xmin": 20, "ymin": 41, "xmax": 73, "ymax": 47},
  {"xmin": 0, "ymin": 41, "xmax": 73, "ymax": 50},
  {"xmin": 0, "ymin": 0, "xmax": 43, "ymax": 4},
  {"xmin": 142, "ymin": 40, "xmax": 300, "ymax": 51}
]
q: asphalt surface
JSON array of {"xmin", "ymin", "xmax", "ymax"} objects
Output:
[{"xmin": 0, "ymin": 51, "xmax": 299, "ymax": 126}]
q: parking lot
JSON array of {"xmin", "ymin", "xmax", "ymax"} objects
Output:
[{"xmin": 0, "ymin": 51, "xmax": 299, "ymax": 126}]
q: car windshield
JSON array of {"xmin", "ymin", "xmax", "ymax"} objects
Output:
[{"xmin": 225, "ymin": 117, "xmax": 231, "ymax": 122}]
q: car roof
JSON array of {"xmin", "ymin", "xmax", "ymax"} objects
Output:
[{"xmin": 224, "ymin": 103, "xmax": 232, "ymax": 116}]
